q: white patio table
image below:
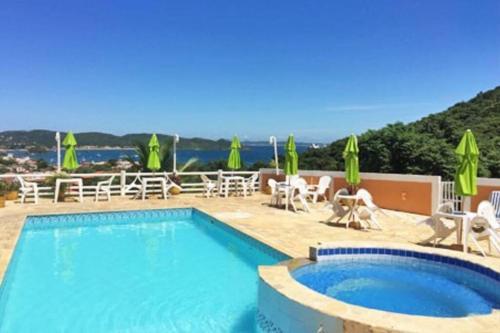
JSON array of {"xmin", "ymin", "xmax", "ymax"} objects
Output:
[
  {"xmin": 140, "ymin": 177, "xmax": 168, "ymax": 200},
  {"xmin": 54, "ymin": 178, "xmax": 83, "ymax": 203},
  {"xmin": 335, "ymin": 193, "xmax": 359, "ymax": 228},
  {"xmin": 434, "ymin": 211, "xmax": 476, "ymax": 253},
  {"xmin": 276, "ymin": 182, "xmax": 295, "ymax": 212},
  {"xmin": 220, "ymin": 175, "xmax": 245, "ymax": 198}
]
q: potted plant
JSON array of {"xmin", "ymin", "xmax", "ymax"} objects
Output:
[
  {"xmin": 0, "ymin": 181, "xmax": 6, "ymax": 208},
  {"xmin": 45, "ymin": 172, "xmax": 70, "ymax": 202},
  {"xmin": 262, "ymin": 180, "xmax": 273, "ymax": 195},
  {"xmin": 5, "ymin": 181, "xmax": 20, "ymax": 200},
  {"xmin": 167, "ymin": 158, "xmax": 198, "ymax": 195}
]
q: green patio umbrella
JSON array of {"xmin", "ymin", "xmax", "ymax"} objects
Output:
[
  {"xmin": 284, "ymin": 134, "xmax": 298, "ymax": 176},
  {"xmin": 62, "ymin": 132, "xmax": 79, "ymax": 171},
  {"xmin": 147, "ymin": 134, "xmax": 161, "ymax": 171},
  {"xmin": 343, "ymin": 134, "xmax": 360, "ymax": 187},
  {"xmin": 454, "ymin": 129, "xmax": 479, "ymax": 196},
  {"xmin": 227, "ymin": 136, "xmax": 242, "ymax": 170}
]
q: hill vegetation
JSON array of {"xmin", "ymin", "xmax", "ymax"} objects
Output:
[
  {"xmin": 301, "ymin": 86, "xmax": 500, "ymax": 179},
  {"xmin": 0, "ymin": 130, "xmax": 230, "ymax": 151}
]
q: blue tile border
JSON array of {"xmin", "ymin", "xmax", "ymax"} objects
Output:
[
  {"xmin": 312, "ymin": 247, "xmax": 500, "ymax": 282},
  {"xmin": 24, "ymin": 208, "xmax": 193, "ymax": 230}
]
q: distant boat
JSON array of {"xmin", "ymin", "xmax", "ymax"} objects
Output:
[{"xmin": 309, "ymin": 143, "xmax": 321, "ymax": 149}]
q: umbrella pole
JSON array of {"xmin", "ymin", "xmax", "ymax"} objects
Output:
[{"xmin": 462, "ymin": 196, "xmax": 471, "ymax": 212}]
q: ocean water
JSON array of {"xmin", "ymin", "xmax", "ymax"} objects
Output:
[
  {"xmin": 293, "ymin": 256, "xmax": 500, "ymax": 317},
  {"xmin": 6, "ymin": 145, "xmax": 308, "ymax": 165},
  {"xmin": 0, "ymin": 209, "xmax": 287, "ymax": 332}
]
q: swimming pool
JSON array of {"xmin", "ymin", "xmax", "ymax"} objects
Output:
[
  {"xmin": 293, "ymin": 247, "xmax": 500, "ymax": 317},
  {"xmin": 0, "ymin": 208, "xmax": 288, "ymax": 332}
]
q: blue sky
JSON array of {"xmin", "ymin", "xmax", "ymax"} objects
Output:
[{"xmin": 1, "ymin": 0, "xmax": 499, "ymax": 142}]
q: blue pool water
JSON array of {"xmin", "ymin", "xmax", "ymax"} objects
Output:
[
  {"xmin": 0, "ymin": 209, "xmax": 287, "ymax": 332},
  {"xmin": 293, "ymin": 255, "xmax": 500, "ymax": 317}
]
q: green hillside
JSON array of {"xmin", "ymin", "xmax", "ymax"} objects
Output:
[
  {"xmin": 0, "ymin": 130, "xmax": 230, "ymax": 150},
  {"xmin": 301, "ymin": 86, "xmax": 500, "ymax": 179}
]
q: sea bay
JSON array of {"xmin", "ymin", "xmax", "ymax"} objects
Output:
[{"xmin": 5, "ymin": 145, "xmax": 309, "ymax": 166}]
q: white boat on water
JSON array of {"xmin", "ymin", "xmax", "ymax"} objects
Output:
[{"xmin": 309, "ymin": 143, "xmax": 321, "ymax": 149}]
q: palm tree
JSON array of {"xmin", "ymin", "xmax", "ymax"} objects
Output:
[
  {"xmin": 125, "ymin": 141, "xmax": 149, "ymax": 172},
  {"xmin": 126, "ymin": 140, "xmax": 197, "ymax": 173}
]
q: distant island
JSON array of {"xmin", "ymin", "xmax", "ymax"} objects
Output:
[
  {"xmin": 0, "ymin": 131, "xmax": 315, "ymax": 152},
  {"xmin": 0, "ymin": 131, "xmax": 232, "ymax": 151}
]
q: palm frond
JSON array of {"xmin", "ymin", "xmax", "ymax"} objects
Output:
[
  {"xmin": 130, "ymin": 141, "xmax": 149, "ymax": 171},
  {"xmin": 178, "ymin": 157, "xmax": 198, "ymax": 172}
]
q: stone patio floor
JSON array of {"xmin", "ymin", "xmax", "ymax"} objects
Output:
[{"xmin": 1, "ymin": 192, "xmax": 499, "ymax": 282}]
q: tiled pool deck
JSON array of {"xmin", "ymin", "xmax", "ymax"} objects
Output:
[{"xmin": 1, "ymin": 193, "xmax": 499, "ymax": 282}]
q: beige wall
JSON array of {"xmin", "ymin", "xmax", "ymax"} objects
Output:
[
  {"xmin": 471, "ymin": 182, "xmax": 500, "ymax": 210},
  {"xmin": 260, "ymin": 169, "xmax": 441, "ymax": 215},
  {"xmin": 332, "ymin": 177, "xmax": 433, "ymax": 215}
]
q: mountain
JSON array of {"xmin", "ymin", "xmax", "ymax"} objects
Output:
[
  {"xmin": 0, "ymin": 130, "xmax": 231, "ymax": 150},
  {"xmin": 300, "ymin": 86, "xmax": 500, "ymax": 179}
]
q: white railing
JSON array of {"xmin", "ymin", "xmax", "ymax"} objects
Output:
[
  {"xmin": 0, "ymin": 170, "xmax": 259, "ymax": 199},
  {"xmin": 440, "ymin": 181, "xmax": 462, "ymax": 211}
]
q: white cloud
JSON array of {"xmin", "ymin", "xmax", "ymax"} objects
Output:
[{"xmin": 324, "ymin": 102, "xmax": 435, "ymax": 113}]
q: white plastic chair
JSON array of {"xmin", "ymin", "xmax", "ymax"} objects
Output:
[
  {"xmin": 201, "ymin": 174, "xmax": 217, "ymax": 198},
  {"xmin": 418, "ymin": 201, "xmax": 458, "ymax": 246},
  {"xmin": 95, "ymin": 176, "xmax": 115, "ymax": 202},
  {"xmin": 289, "ymin": 178, "xmax": 310, "ymax": 213},
  {"xmin": 306, "ymin": 175, "xmax": 331, "ymax": 203},
  {"xmin": 267, "ymin": 178, "xmax": 281, "ymax": 205},
  {"xmin": 468, "ymin": 201, "xmax": 500, "ymax": 256},
  {"xmin": 326, "ymin": 188, "xmax": 350, "ymax": 223},
  {"xmin": 16, "ymin": 175, "xmax": 39, "ymax": 204},
  {"xmin": 242, "ymin": 173, "xmax": 259, "ymax": 196},
  {"xmin": 489, "ymin": 191, "xmax": 500, "ymax": 222},
  {"xmin": 355, "ymin": 189, "xmax": 383, "ymax": 230}
]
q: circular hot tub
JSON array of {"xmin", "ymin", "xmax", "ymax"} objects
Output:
[
  {"xmin": 293, "ymin": 247, "xmax": 500, "ymax": 317},
  {"xmin": 258, "ymin": 243, "xmax": 500, "ymax": 333}
]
